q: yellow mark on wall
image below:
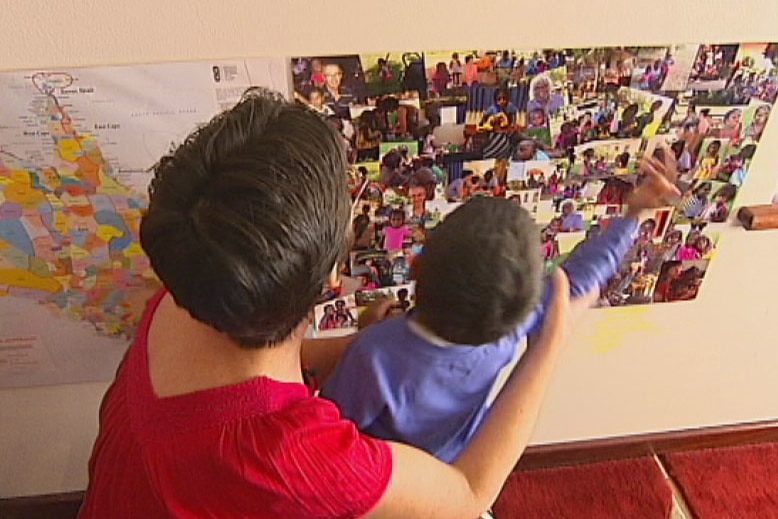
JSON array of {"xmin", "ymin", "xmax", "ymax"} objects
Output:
[{"xmin": 589, "ymin": 306, "xmax": 658, "ymax": 354}]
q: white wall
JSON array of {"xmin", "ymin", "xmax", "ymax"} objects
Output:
[{"xmin": 2, "ymin": 0, "xmax": 778, "ymax": 498}]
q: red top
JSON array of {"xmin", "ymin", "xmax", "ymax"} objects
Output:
[{"xmin": 78, "ymin": 290, "xmax": 392, "ymax": 519}]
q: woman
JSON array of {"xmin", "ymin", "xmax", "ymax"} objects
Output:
[
  {"xmin": 77, "ymin": 88, "xmax": 584, "ymax": 519},
  {"xmin": 527, "ymin": 73, "xmax": 564, "ymax": 117}
]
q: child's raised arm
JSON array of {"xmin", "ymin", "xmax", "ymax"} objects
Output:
[{"xmin": 524, "ymin": 153, "xmax": 681, "ymax": 335}]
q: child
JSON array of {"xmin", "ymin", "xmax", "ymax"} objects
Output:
[
  {"xmin": 322, "ymin": 165, "xmax": 677, "ymax": 462},
  {"xmin": 667, "ymin": 266, "xmax": 704, "ymax": 302},
  {"xmin": 449, "ymin": 53, "xmax": 463, "ymax": 87},
  {"xmin": 700, "ymin": 184, "xmax": 736, "ymax": 222},
  {"xmin": 528, "ymin": 108, "xmax": 547, "ymax": 128},
  {"xmin": 432, "ymin": 62, "xmax": 450, "ymax": 96},
  {"xmin": 638, "ymin": 65, "xmax": 654, "ymax": 90},
  {"xmin": 579, "ymin": 149, "xmax": 593, "ymax": 177},
  {"xmin": 682, "ymin": 182, "xmax": 712, "ymax": 219},
  {"xmin": 671, "ymin": 140, "xmax": 693, "ymax": 173},
  {"xmin": 310, "ymin": 58, "xmax": 325, "ymax": 87},
  {"xmin": 721, "ymin": 145, "xmax": 754, "ymax": 186},
  {"xmin": 318, "ymin": 304, "xmax": 338, "ymax": 331},
  {"xmin": 660, "ymin": 229, "xmax": 684, "ymax": 262},
  {"xmin": 695, "ymin": 234, "xmax": 713, "ymax": 259},
  {"xmin": 675, "ymin": 232, "xmax": 702, "ymax": 260},
  {"xmin": 382, "ymin": 209, "xmax": 412, "ymax": 251},
  {"xmin": 395, "ymin": 287, "xmax": 412, "ymax": 312},
  {"xmin": 377, "ymin": 57, "xmax": 393, "ymax": 83},
  {"xmin": 578, "ymin": 112, "xmax": 595, "ymax": 142},
  {"xmin": 613, "ymin": 152, "xmax": 631, "ymax": 175},
  {"xmin": 464, "ymin": 55, "xmax": 479, "ymax": 86},
  {"xmin": 718, "ymin": 108, "xmax": 742, "ymax": 142},
  {"xmin": 334, "ymin": 299, "xmax": 357, "ymax": 327},
  {"xmin": 540, "ymin": 227, "xmax": 559, "ymax": 261},
  {"xmin": 694, "ymin": 140, "xmax": 722, "ymax": 181},
  {"xmin": 744, "ymin": 105, "xmax": 770, "ymax": 142},
  {"xmin": 353, "ymin": 204, "xmax": 373, "ymax": 249},
  {"xmin": 653, "ymin": 261, "xmax": 683, "ymax": 303}
]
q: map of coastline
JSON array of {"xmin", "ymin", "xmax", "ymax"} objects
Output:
[{"xmin": 1, "ymin": 72, "xmax": 158, "ymax": 338}]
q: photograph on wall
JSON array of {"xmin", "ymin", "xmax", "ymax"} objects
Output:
[
  {"xmin": 687, "ymin": 44, "xmax": 740, "ymax": 91},
  {"xmin": 629, "ymin": 44, "xmax": 700, "ymax": 92},
  {"xmin": 313, "ymin": 294, "xmax": 359, "ymax": 337},
  {"xmin": 309, "ymin": 41, "xmax": 777, "ymax": 317},
  {"xmin": 354, "ymin": 283, "xmax": 415, "ymax": 314}
]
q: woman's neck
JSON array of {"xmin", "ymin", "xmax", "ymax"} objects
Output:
[{"xmin": 148, "ymin": 293, "xmax": 306, "ymax": 398}]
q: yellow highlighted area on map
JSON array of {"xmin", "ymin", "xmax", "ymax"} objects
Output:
[
  {"xmin": 123, "ymin": 242, "xmax": 144, "ymax": 257},
  {"xmin": 5, "ymin": 180, "xmax": 47, "ymax": 208},
  {"xmin": 69, "ymin": 245, "xmax": 91, "ymax": 259},
  {"xmin": 56, "ymin": 138, "xmax": 83, "ymax": 162},
  {"xmin": 10, "ymin": 169, "xmax": 32, "ymax": 185},
  {"xmin": 0, "ymin": 268, "xmax": 62, "ymax": 294},
  {"xmin": 96, "ymin": 224, "xmax": 123, "ymax": 242},
  {"xmin": 97, "ymin": 170, "xmax": 131, "ymax": 195},
  {"xmin": 53, "ymin": 212, "xmax": 68, "ymax": 234}
]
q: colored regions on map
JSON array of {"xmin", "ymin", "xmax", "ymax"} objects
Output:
[{"xmin": 0, "ymin": 77, "xmax": 158, "ymax": 338}]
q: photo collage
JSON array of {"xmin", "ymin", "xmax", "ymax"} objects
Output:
[{"xmin": 292, "ymin": 43, "xmax": 777, "ymax": 333}]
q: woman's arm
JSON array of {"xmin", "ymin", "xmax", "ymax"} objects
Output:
[
  {"xmin": 363, "ymin": 269, "xmax": 593, "ymax": 519},
  {"xmin": 300, "ymin": 334, "xmax": 353, "ymax": 385}
]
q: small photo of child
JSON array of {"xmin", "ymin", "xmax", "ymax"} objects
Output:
[
  {"xmin": 687, "ymin": 44, "xmax": 739, "ymax": 91},
  {"xmin": 719, "ymin": 144, "xmax": 756, "ymax": 186},
  {"xmin": 674, "ymin": 228, "xmax": 716, "ymax": 261},
  {"xmin": 655, "ymin": 260, "xmax": 709, "ymax": 303},
  {"xmin": 351, "ymin": 248, "xmax": 413, "ymax": 288},
  {"xmin": 313, "ymin": 295, "xmax": 359, "ymax": 337},
  {"xmin": 693, "ymin": 138, "xmax": 729, "ymax": 181},
  {"xmin": 602, "ymin": 243, "xmax": 661, "ymax": 306},
  {"xmin": 355, "ymin": 283, "xmax": 416, "ymax": 315},
  {"xmin": 715, "ymin": 108, "xmax": 743, "ymax": 142},
  {"xmin": 742, "ymin": 104, "xmax": 771, "ymax": 143},
  {"xmin": 700, "ymin": 183, "xmax": 737, "ymax": 223},
  {"xmin": 528, "ymin": 107, "xmax": 548, "ymax": 129},
  {"xmin": 382, "ymin": 208, "xmax": 412, "ymax": 251}
]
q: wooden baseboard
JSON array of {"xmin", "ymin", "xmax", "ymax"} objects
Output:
[
  {"xmin": 0, "ymin": 491, "xmax": 83, "ymax": 519},
  {"xmin": 3, "ymin": 420, "xmax": 777, "ymax": 517},
  {"xmin": 517, "ymin": 419, "xmax": 778, "ymax": 470}
]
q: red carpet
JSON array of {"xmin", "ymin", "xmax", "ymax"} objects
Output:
[
  {"xmin": 661, "ymin": 442, "xmax": 778, "ymax": 519},
  {"xmin": 494, "ymin": 456, "xmax": 672, "ymax": 519}
]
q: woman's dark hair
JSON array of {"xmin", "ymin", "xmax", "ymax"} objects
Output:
[{"xmin": 140, "ymin": 88, "xmax": 350, "ymax": 348}]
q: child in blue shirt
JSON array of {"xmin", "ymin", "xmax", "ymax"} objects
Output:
[{"xmin": 322, "ymin": 160, "xmax": 678, "ymax": 462}]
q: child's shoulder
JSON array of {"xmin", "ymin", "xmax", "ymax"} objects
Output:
[{"xmin": 352, "ymin": 315, "xmax": 413, "ymax": 347}]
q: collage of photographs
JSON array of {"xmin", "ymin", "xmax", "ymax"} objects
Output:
[{"xmin": 290, "ymin": 43, "xmax": 778, "ymax": 336}]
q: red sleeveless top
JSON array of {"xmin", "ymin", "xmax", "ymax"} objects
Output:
[{"xmin": 78, "ymin": 290, "xmax": 392, "ymax": 518}]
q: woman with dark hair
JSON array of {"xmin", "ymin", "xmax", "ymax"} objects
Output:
[{"xmin": 77, "ymin": 88, "xmax": 583, "ymax": 519}]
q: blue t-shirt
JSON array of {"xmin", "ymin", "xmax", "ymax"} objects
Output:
[{"xmin": 321, "ymin": 217, "xmax": 638, "ymax": 462}]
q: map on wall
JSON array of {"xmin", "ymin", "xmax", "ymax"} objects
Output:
[{"xmin": 0, "ymin": 58, "xmax": 288, "ymax": 388}]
